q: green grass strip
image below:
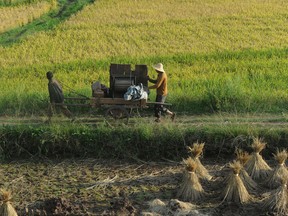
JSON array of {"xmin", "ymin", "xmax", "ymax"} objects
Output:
[
  {"xmin": 0, "ymin": 0, "xmax": 94, "ymax": 46},
  {"xmin": 0, "ymin": 122, "xmax": 286, "ymax": 161}
]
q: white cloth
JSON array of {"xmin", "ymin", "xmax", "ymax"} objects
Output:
[{"xmin": 124, "ymin": 83, "xmax": 148, "ymax": 101}]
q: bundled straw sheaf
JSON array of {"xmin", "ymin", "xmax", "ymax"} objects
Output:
[
  {"xmin": 187, "ymin": 142, "xmax": 212, "ymax": 180},
  {"xmin": 221, "ymin": 160, "xmax": 251, "ymax": 204},
  {"xmin": 0, "ymin": 190, "xmax": 18, "ymax": 216},
  {"xmin": 235, "ymin": 148, "xmax": 251, "ymax": 166},
  {"xmin": 264, "ymin": 149, "xmax": 288, "ymax": 189},
  {"xmin": 245, "ymin": 137, "xmax": 271, "ymax": 181},
  {"xmin": 261, "ymin": 178, "xmax": 288, "ymax": 216},
  {"xmin": 177, "ymin": 157, "xmax": 204, "ymax": 202},
  {"xmin": 235, "ymin": 148, "xmax": 258, "ymax": 193}
]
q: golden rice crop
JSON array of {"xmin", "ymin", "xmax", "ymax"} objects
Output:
[
  {"xmin": 1, "ymin": 0, "xmax": 288, "ymax": 69},
  {"xmin": 0, "ymin": 1, "xmax": 56, "ymax": 33},
  {"xmin": 1, "ymin": 0, "xmax": 288, "ymax": 115}
]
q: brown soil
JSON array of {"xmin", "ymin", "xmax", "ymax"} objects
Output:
[{"xmin": 0, "ymin": 158, "xmax": 282, "ymax": 216}]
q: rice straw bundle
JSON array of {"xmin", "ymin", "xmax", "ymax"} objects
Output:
[
  {"xmin": 244, "ymin": 137, "xmax": 271, "ymax": 181},
  {"xmin": 235, "ymin": 148, "xmax": 258, "ymax": 193},
  {"xmin": 177, "ymin": 157, "xmax": 204, "ymax": 202},
  {"xmin": 0, "ymin": 190, "xmax": 18, "ymax": 216},
  {"xmin": 261, "ymin": 178, "xmax": 288, "ymax": 215},
  {"xmin": 221, "ymin": 160, "xmax": 251, "ymax": 204},
  {"xmin": 264, "ymin": 149, "xmax": 288, "ymax": 189},
  {"xmin": 187, "ymin": 142, "xmax": 212, "ymax": 180}
]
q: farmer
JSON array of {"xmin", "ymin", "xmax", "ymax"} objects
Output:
[
  {"xmin": 147, "ymin": 63, "xmax": 175, "ymax": 123},
  {"xmin": 46, "ymin": 71, "xmax": 74, "ymax": 122}
]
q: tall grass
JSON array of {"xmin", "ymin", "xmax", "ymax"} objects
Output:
[{"xmin": 0, "ymin": 0, "xmax": 288, "ymax": 115}]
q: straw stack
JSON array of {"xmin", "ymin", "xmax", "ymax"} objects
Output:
[
  {"xmin": 245, "ymin": 137, "xmax": 271, "ymax": 181},
  {"xmin": 264, "ymin": 149, "xmax": 288, "ymax": 189},
  {"xmin": 187, "ymin": 142, "xmax": 212, "ymax": 180},
  {"xmin": 221, "ymin": 160, "xmax": 251, "ymax": 204},
  {"xmin": 177, "ymin": 157, "xmax": 205, "ymax": 202},
  {"xmin": 261, "ymin": 178, "xmax": 288, "ymax": 215},
  {"xmin": 0, "ymin": 190, "xmax": 18, "ymax": 216},
  {"xmin": 235, "ymin": 148, "xmax": 258, "ymax": 193}
]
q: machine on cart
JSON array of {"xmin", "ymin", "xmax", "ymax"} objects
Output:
[{"xmin": 62, "ymin": 63, "xmax": 171, "ymax": 122}]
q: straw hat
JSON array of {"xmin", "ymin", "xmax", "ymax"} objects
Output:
[{"xmin": 153, "ymin": 63, "xmax": 165, "ymax": 73}]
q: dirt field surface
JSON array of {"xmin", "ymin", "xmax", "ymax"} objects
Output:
[
  {"xmin": 0, "ymin": 158, "xmax": 283, "ymax": 216},
  {"xmin": 1, "ymin": 114, "xmax": 287, "ymax": 215},
  {"xmin": 1, "ymin": 113, "xmax": 288, "ymax": 127}
]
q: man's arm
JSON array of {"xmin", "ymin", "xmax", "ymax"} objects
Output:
[
  {"xmin": 147, "ymin": 76, "xmax": 157, "ymax": 84},
  {"xmin": 149, "ymin": 73, "xmax": 164, "ymax": 89}
]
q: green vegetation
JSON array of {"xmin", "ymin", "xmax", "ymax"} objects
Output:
[
  {"xmin": 0, "ymin": 0, "xmax": 94, "ymax": 46},
  {"xmin": 0, "ymin": 0, "xmax": 288, "ymax": 161},
  {"xmin": 0, "ymin": 0, "xmax": 48, "ymax": 6},
  {"xmin": 0, "ymin": 120, "xmax": 287, "ymax": 161},
  {"xmin": 0, "ymin": 0, "xmax": 288, "ymax": 116}
]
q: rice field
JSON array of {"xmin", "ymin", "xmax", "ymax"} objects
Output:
[
  {"xmin": 2, "ymin": 2, "xmax": 288, "ymax": 215},
  {"xmin": 0, "ymin": 0, "xmax": 288, "ymax": 115},
  {"xmin": 0, "ymin": 0, "xmax": 56, "ymax": 33}
]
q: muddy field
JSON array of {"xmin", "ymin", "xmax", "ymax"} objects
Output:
[{"xmin": 0, "ymin": 157, "xmax": 282, "ymax": 216}]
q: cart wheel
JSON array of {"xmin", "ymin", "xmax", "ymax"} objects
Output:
[{"xmin": 105, "ymin": 106, "xmax": 130, "ymax": 124}]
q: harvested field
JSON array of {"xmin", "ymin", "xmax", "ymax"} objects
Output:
[{"xmin": 0, "ymin": 158, "xmax": 281, "ymax": 215}]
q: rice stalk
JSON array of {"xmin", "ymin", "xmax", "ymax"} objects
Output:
[
  {"xmin": 235, "ymin": 148, "xmax": 251, "ymax": 166},
  {"xmin": 245, "ymin": 137, "xmax": 271, "ymax": 181},
  {"xmin": 264, "ymin": 149, "xmax": 288, "ymax": 189},
  {"xmin": 187, "ymin": 142, "xmax": 204, "ymax": 158},
  {"xmin": 177, "ymin": 157, "xmax": 204, "ymax": 202},
  {"xmin": 261, "ymin": 179, "xmax": 288, "ymax": 216},
  {"xmin": 221, "ymin": 161, "xmax": 251, "ymax": 204},
  {"xmin": 235, "ymin": 148, "xmax": 258, "ymax": 193},
  {"xmin": 187, "ymin": 142, "xmax": 212, "ymax": 180},
  {"xmin": 0, "ymin": 190, "xmax": 18, "ymax": 216}
]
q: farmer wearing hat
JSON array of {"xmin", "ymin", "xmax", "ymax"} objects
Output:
[
  {"xmin": 46, "ymin": 71, "xmax": 74, "ymax": 122},
  {"xmin": 147, "ymin": 63, "xmax": 175, "ymax": 123}
]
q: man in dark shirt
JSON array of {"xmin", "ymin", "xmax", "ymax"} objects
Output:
[{"xmin": 46, "ymin": 71, "xmax": 73, "ymax": 122}]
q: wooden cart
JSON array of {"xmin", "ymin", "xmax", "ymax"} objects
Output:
[{"xmin": 62, "ymin": 63, "xmax": 171, "ymax": 123}]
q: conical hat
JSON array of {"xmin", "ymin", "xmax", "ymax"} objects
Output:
[{"xmin": 153, "ymin": 63, "xmax": 165, "ymax": 73}]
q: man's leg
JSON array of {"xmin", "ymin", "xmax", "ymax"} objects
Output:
[
  {"xmin": 60, "ymin": 105, "xmax": 73, "ymax": 119},
  {"xmin": 47, "ymin": 103, "xmax": 54, "ymax": 123},
  {"xmin": 159, "ymin": 95, "xmax": 176, "ymax": 121},
  {"xmin": 154, "ymin": 95, "xmax": 163, "ymax": 122}
]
